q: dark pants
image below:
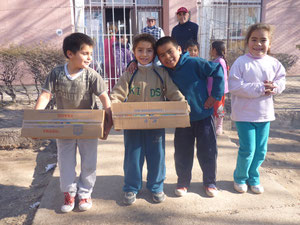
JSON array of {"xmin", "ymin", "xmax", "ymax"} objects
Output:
[
  {"xmin": 174, "ymin": 115, "xmax": 217, "ymax": 188},
  {"xmin": 123, "ymin": 129, "xmax": 166, "ymax": 194}
]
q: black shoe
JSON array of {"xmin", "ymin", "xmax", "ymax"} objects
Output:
[
  {"xmin": 152, "ymin": 192, "xmax": 166, "ymax": 203},
  {"xmin": 123, "ymin": 192, "xmax": 136, "ymax": 205}
]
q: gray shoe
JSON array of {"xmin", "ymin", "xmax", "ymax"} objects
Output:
[
  {"xmin": 152, "ymin": 192, "xmax": 166, "ymax": 203},
  {"xmin": 123, "ymin": 192, "xmax": 136, "ymax": 205}
]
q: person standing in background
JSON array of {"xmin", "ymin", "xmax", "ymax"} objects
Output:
[
  {"xmin": 171, "ymin": 7, "xmax": 199, "ymax": 52},
  {"xmin": 141, "ymin": 16, "xmax": 165, "ymax": 41}
]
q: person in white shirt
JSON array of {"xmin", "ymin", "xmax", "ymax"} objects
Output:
[{"xmin": 229, "ymin": 23, "xmax": 286, "ymax": 195}]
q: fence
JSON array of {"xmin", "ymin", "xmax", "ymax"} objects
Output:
[
  {"xmin": 83, "ymin": 0, "xmax": 162, "ymax": 92},
  {"xmin": 197, "ymin": 0, "xmax": 262, "ymax": 65},
  {"xmin": 83, "ymin": 0, "xmax": 263, "ymax": 90}
]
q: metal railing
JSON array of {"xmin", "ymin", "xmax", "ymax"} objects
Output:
[
  {"xmin": 197, "ymin": 0, "xmax": 262, "ymax": 65},
  {"xmin": 83, "ymin": 0, "xmax": 162, "ymax": 92}
]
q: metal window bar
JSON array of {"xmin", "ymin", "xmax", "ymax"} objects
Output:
[
  {"xmin": 83, "ymin": 0, "xmax": 162, "ymax": 93},
  {"xmin": 197, "ymin": 0, "xmax": 261, "ymax": 64}
]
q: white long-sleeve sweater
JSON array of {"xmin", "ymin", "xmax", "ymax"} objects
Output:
[{"xmin": 229, "ymin": 53, "xmax": 286, "ymax": 122}]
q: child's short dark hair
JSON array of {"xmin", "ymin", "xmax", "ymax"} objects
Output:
[
  {"xmin": 155, "ymin": 36, "xmax": 179, "ymax": 52},
  {"xmin": 63, "ymin": 33, "xmax": 94, "ymax": 58},
  {"xmin": 132, "ymin": 33, "xmax": 156, "ymax": 52},
  {"xmin": 185, "ymin": 39, "xmax": 199, "ymax": 51}
]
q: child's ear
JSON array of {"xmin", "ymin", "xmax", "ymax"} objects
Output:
[
  {"xmin": 66, "ymin": 50, "xmax": 74, "ymax": 59},
  {"xmin": 178, "ymin": 46, "xmax": 182, "ymax": 54}
]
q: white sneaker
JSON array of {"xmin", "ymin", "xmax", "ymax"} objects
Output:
[
  {"xmin": 234, "ymin": 182, "xmax": 248, "ymax": 193},
  {"xmin": 205, "ymin": 186, "xmax": 219, "ymax": 197},
  {"xmin": 61, "ymin": 192, "xmax": 75, "ymax": 213},
  {"xmin": 175, "ymin": 187, "xmax": 188, "ymax": 197},
  {"xmin": 250, "ymin": 185, "xmax": 264, "ymax": 194},
  {"xmin": 79, "ymin": 198, "xmax": 92, "ymax": 211}
]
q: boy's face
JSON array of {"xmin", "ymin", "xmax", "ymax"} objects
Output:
[
  {"xmin": 134, "ymin": 41, "xmax": 155, "ymax": 65},
  {"xmin": 187, "ymin": 45, "xmax": 199, "ymax": 57},
  {"xmin": 157, "ymin": 42, "xmax": 182, "ymax": 69},
  {"xmin": 67, "ymin": 44, "xmax": 93, "ymax": 69}
]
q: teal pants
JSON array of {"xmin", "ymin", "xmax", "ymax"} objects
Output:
[
  {"xmin": 123, "ymin": 129, "xmax": 165, "ymax": 194},
  {"xmin": 234, "ymin": 121, "xmax": 270, "ymax": 186}
]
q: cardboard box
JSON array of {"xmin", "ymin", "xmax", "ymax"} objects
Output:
[
  {"xmin": 21, "ymin": 109, "xmax": 105, "ymax": 139},
  {"xmin": 112, "ymin": 101, "xmax": 190, "ymax": 130}
]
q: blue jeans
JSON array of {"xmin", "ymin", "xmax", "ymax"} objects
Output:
[
  {"xmin": 123, "ymin": 129, "xmax": 165, "ymax": 194},
  {"xmin": 174, "ymin": 115, "xmax": 217, "ymax": 188},
  {"xmin": 234, "ymin": 121, "xmax": 270, "ymax": 186}
]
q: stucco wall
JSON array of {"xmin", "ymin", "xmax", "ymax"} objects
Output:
[
  {"xmin": 262, "ymin": 0, "xmax": 300, "ymax": 75},
  {"xmin": 0, "ymin": 0, "xmax": 73, "ymax": 47}
]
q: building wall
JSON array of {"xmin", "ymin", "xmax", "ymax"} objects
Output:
[
  {"xmin": 0, "ymin": 0, "xmax": 74, "ymax": 47},
  {"xmin": 262, "ymin": 0, "xmax": 300, "ymax": 75},
  {"xmin": 163, "ymin": 0, "xmax": 198, "ymax": 36}
]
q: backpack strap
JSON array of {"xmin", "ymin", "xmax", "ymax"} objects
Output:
[
  {"xmin": 128, "ymin": 69, "xmax": 138, "ymax": 92},
  {"xmin": 126, "ymin": 67, "xmax": 165, "ymax": 100},
  {"xmin": 153, "ymin": 68, "xmax": 165, "ymax": 94}
]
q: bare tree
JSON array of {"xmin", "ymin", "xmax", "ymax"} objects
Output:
[{"xmin": 0, "ymin": 46, "xmax": 24, "ymax": 102}]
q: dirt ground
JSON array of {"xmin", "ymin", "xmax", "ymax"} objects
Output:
[
  {"xmin": 0, "ymin": 79, "xmax": 300, "ymax": 224},
  {"xmin": 225, "ymin": 129, "xmax": 300, "ymax": 201}
]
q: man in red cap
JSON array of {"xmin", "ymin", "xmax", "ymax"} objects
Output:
[{"xmin": 171, "ymin": 7, "xmax": 199, "ymax": 52}]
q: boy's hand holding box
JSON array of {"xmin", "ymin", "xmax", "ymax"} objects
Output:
[{"xmin": 21, "ymin": 109, "xmax": 105, "ymax": 139}]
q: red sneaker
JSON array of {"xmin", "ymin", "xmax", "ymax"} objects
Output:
[{"xmin": 61, "ymin": 192, "xmax": 75, "ymax": 213}]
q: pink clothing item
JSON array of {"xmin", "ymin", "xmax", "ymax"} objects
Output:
[
  {"xmin": 207, "ymin": 57, "xmax": 228, "ymax": 95},
  {"xmin": 104, "ymin": 36, "xmax": 116, "ymax": 77}
]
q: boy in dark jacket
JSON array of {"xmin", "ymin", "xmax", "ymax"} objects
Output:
[{"xmin": 156, "ymin": 36, "xmax": 224, "ymax": 197}]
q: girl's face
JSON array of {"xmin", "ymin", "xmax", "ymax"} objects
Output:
[
  {"xmin": 248, "ymin": 29, "xmax": 270, "ymax": 57},
  {"xmin": 134, "ymin": 41, "xmax": 155, "ymax": 65},
  {"xmin": 187, "ymin": 45, "xmax": 199, "ymax": 57},
  {"xmin": 210, "ymin": 47, "xmax": 218, "ymax": 59}
]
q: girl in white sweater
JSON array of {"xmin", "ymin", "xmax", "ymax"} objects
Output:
[{"xmin": 229, "ymin": 23, "xmax": 286, "ymax": 194}]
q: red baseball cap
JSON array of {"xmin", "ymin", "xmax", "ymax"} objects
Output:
[{"xmin": 176, "ymin": 7, "xmax": 188, "ymax": 14}]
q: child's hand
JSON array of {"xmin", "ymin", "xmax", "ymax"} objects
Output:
[
  {"xmin": 101, "ymin": 109, "xmax": 113, "ymax": 140},
  {"xmin": 264, "ymin": 80, "xmax": 276, "ymax": 96},
  {"xmin": 204, "ymin": 96, "xmax": 216, "ymax": 109},
  {"xmin": 126, "ymin": 61, "xmax": 137, "ymax": 74}
]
